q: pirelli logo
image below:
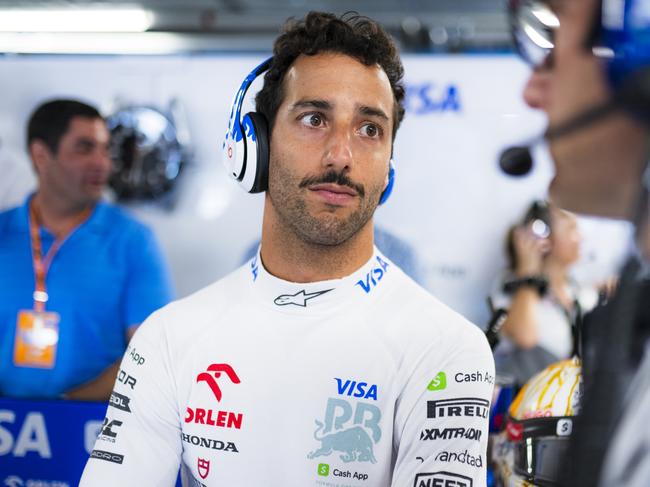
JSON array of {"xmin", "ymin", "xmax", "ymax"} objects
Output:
[{"xmin": 427, "ymin": 397, "xmax": 489, "ymax": 419}]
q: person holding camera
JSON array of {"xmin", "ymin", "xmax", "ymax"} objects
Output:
[{"xmin": 491, "ymin": 201, "xmax": 597, "ymax": 383}]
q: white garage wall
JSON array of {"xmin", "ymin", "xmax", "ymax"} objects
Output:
[{"xmin": 0, "ymin": 54, "xmax": 632, "ymax": 326}]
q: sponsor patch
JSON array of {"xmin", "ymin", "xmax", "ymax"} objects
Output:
[
  {"xmin": 308, "ymin": 398, "xmax": 381, "ymax": 464},
  {"xmin": 196, "ymin": 363, "xmax": 240, "ymax": 402},
  {"xmin": 90, "ymin": 449, "xmax": 124, "ymax": 464},
  {"xmin": 413, "ymin": 471, "xmax": 473, "ymax": 487},
  {"xmin": 109, "ymin": 392, "xmax": 131, "ymax": 413},
  {"xmin": 427, "ymin": 372, "xmax": 447, "ymax": 391},
  {"xmin": 427, "ymin": 398, "xmax": 489, "ymax": 419},
  {"xmin": 335, "ymin": 378, "xmax": 378, "ymax": 401},
  {"xmin": 420, "ymin": 427, "xmax": 482, "ymax": 442}
]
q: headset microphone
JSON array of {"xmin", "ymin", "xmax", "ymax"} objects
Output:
[{"xmin": 499, "ymin": 98, "xmax": 619, "ymax": 177}]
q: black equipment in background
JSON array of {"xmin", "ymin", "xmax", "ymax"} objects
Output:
[{"xmin": 106, "ymin": 101, "xmax": 191, "ymax": 202}]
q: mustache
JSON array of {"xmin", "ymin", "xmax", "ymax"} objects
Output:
[{"xmin": 299, "ymin": 170, "xmax": 365, "ymax": 197}]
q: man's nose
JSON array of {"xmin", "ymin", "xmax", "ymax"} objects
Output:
[
  {"xmin": 322, "ymin": 125, "xmax": 353, "ymax": 171},
  {"xmin": 94, "ymin": 148, "xmax": 112, "ymax": 172}
]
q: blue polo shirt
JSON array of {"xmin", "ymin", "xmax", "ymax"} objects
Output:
[{"xmin": 0, "ymin": 196, "xmax": 175, "ymax": 398}]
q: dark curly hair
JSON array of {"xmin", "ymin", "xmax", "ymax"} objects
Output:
[{"xmin": 255, "ymin": 11, "xmax": 405, "ymax": 141}]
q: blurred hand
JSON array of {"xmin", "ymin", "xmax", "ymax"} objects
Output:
[{"xmin": 513, "ymin": 225, "xmax": 550, "ymax": 276}]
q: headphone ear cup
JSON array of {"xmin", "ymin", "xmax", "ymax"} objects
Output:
[
  {"xmin": 379, "ymin": 159, "xmax": 395, "ymax": 205},
  {"xmin": 246, "ymin": 112, "xmax": 270, "ymax": 193}
]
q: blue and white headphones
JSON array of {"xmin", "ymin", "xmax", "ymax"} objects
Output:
[{"xmin": 222, "ymin": 56, "xmax": 396, "ymax": 204}]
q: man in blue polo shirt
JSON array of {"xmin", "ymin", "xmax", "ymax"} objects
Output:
[{"xmin": 0, "ymin": 99, "xmax": 174, "ymax": 400}]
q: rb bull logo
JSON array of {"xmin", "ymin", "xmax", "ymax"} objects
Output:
[
  {"xmin": 308, "ymin": 398, "xmax": 381, "ymax": 464},
  {"xmin": 198, "ymin": 457, "xmax": 210, "ymax": 479}
]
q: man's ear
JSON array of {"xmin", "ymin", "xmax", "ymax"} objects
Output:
[{"xmin": 29, "ymin": 140, "xmax": 52, "ymax": 175}]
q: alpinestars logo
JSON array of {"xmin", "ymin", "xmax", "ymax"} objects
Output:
[
  {"xmin": 274, "ymin": 289, "xmax": 333, "ymax": 307},
  {"xmin": 197, "ymin": 363, "xmax": 240, "ymax": 402}
]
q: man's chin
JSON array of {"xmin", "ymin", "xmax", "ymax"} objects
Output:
[{"xmin": 549, "ymin": 175, "xmax": 634, "ymax": 221}]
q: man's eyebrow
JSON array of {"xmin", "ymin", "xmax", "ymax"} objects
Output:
[
  {"xmin": 74, "ymin": 137, "xmax": 96, "ymax": 146},
  {"xmin": 359, "ymin": 105, "xmax": 389, "ymax": 122},
  {"xmin": 290, "ymin": 99, "xmax": 332, "ymax": 111}
]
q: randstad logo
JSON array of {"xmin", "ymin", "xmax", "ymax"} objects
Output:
[
  {"xmin": 355, "ymin": 256, "xmax": 389, "ymax": 294},
  {"xmin": 427, "ymin": 372, "xmax": 447, "ymax": 391}
]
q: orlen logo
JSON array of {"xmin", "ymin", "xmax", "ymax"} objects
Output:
[
  {"xmin": 335, "ymin": 378, "xmax": 378, "ymax": 401},
  {"xmin": 197, "ymin": 363, "xmax": 240, "ymax": 402},
  {"xmin": 185, "ymin": 408, "xmax": 243, "ymax": 430},
  {"xmin": 355, "ymin": 256, "xmax": 389, "ymax": 294}
]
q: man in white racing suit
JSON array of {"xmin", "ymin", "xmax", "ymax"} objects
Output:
[{"xmin": 80, "ymin": 11, "xmax": 494, "ymax": 487}]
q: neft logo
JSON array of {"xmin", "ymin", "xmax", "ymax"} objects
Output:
[
  {"xmin": 117, "ymin": 369, "xmax": 137, "ymax": 389},
  {"xmin": 454, "ymin": 371, "xmax": 495, "ymax": 385},
  {"xmin": 185, "ymin": 408, "xmax": 243, "ymax": 429},
  {"xmin": 109, "ymin": 392, "xmax": 132, "ymax": 413},
  {"xmin": 420, "ymin": 427, "xmax": 482, "ymax": 442},
  {"xmin": 335, "ymin": 378, "xmax": 378, "ymax": 401},
  {"xmin": 90, "ymin": 449, "xmax": 124, "ymax": 465},
  {"xmin": 181, "ymin": 433, "xmax": 239, "ymax": 452},
  {"xmin": 196, "ymin": 363, "xmax": 240, "ymax": 402},
  {"xmin": 99, "ymin": 418, "xmax": 122, "ymax": 442},
  {"xmin": 355, "ymin": 256, "xmax": 389, "ymax": 294},
  {"xmin": 427, "ymin": 398, "xmax": 489, "ymax": 419},
  {"xmin": 427, "ymin": 372, "xmax": 447, "ymax": 391},
  {"xmin": 434, "ymin": 449, "xmax": 483, "ymax": 468},
  {"xmin": 413, "ymin": 471, "xmax": 472, "ymax": 487},
  {"xmin": 126, "ymin": 345, "xmax": 145, "ymax": 366}
]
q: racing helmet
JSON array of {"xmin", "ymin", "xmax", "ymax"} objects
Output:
[{"xmin": 493, "ymin": 358, "xmax": 582, "ymax": 487}]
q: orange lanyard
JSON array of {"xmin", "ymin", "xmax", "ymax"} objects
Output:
[{"xmin": 28, "ymin": 199, "xmax": 92, "ymax": 312}]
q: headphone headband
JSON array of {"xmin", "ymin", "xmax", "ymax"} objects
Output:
[{"xmin": 223, "ymin": 57, "xmax": 272, "ymax": 188}]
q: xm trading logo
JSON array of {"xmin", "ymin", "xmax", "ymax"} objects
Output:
[
  {"xmin": 196, "ymin": 363, "xmax": 241, "ymax": 402},
  {"xmin": 308, "ymin": 398, "xmax": 381, "ymax": 464},
  {"xmin": 420, "ymin": 427, "xmax": 482, "ymax": 442}
]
